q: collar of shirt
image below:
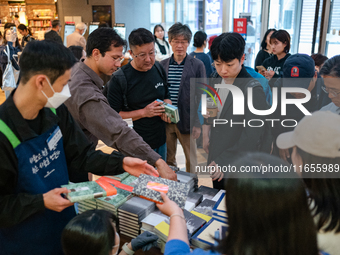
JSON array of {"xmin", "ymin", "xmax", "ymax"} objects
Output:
[
  {"xmin": 78, "ymin": 60, "xmax": 104, "ymax": 90},
  {"xmin": 169, "ymin": 54, "xmax": 187, "ymax": 65},
  {"xmin": 3, "ymin": 90, "xmax": 60, "ymax": 142}
]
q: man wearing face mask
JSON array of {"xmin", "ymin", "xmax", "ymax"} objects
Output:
[
  {"xmin": 0, "ymin": 40, "xmax": 159, "ymax": 255},
  {"xmin": 66, "ymin": 22, "xmax": 87, "ymax": 49},
  {"xmin": 44, "ymin": 20, "xmax": 63, "ymax": 45}
]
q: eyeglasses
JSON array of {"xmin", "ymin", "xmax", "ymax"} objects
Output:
[
  {"xmin": 171, "ymin": 40, "xmax": 188, "ymax": 45},
  {"xmin": 131, "ymin": 51, "xmax": 155, "ymax": 60},
  {"xmin": 112, "ymin": 56, "xmax": 125, "ymax": 63},
  {"xmin": 322, "ymin": 85, "xmax": 340, "ymax": 97}
]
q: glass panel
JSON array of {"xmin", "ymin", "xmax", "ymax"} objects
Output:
[
  {"xmin": 298, "ymin": 0, "xmax": 321, "ymax": 55},
  {"xmin": 268, "ymin": 0, "xmax": 302, "ymax": 54},
  {"xmin": 232, "ymin": 0, "xmax": 262, "ymax": 68},
  {"xmin": 165, "ymin": 0, "xmax": 176, "ymax": 32},
  {"xmin": 325, "ymin": 0, "xmax": 340, "ymax": 58},
  {"xmin": 177, "ymin": 0, "xmax": 204, "ymax": 53},
  {"xmin": 205, "ymin": 0, "xmax": 223, "ymax": 37},
  {"xmin": 150, "ymin": 0, "xmax": 162, "ymax": 32}
]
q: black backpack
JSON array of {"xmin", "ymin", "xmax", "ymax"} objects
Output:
[{"xmin": 103, "ymin": 61, "xmax": 166, "ymax": 111}]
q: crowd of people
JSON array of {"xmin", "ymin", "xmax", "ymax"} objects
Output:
[{"xmin": 0, "ymin": 18, "xmax": 339, "ymax": 255}]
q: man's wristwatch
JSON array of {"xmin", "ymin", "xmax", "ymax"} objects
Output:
[{"xmin": 122, "ymin": 242, "xmax": 134, "ymax": 255}]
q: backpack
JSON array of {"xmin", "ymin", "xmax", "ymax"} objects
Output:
[{"xmin": 103, "ymin": 61, "xmax": 166, "ymax": 111}]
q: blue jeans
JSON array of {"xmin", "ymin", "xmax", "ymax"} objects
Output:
[{"xmin": 154, "ymin": 143, "xmax": 167, "ymax": 161}]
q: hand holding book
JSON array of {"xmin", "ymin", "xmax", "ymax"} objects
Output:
[
  {"xmin": 122, "ymin": 157, "xmax": 159, "ymax": 177},
  {"xmin": 43, "ymin": 187, "xmax": 74, "ymax": 212}
]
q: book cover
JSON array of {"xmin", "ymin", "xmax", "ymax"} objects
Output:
[
  {"xmin": 141, "ymin": 209, "xmax": 169, "ymax": 232},
  {"xmin": 97, "ymin": 187, "xmax": 131, "ymax": 209},
  {"xmin": 62, "ymin": 181, "xmax": 107, "ymax": 202},
  {"xmin": 191, "ymin": 218, "xmax": 228, "ymax": 249},
  {"xmin": 183, "ymin": 209, "xmax": 206, "ymax": 236},
  {"xmin": 191, "ymin": 210, "xmax": 212, "ymax": 223},
  {"xmin": 105, "ymin": 172, "xmax": 130, "ymax": 181},
  {"xmin": 133, "ymin": 174, "xmax": 190, "ymax": 209},
  {"xmin": 196, "ymin": 186, "xmax": 219, "ymax": 201},
  {"xmin": 154, "ymin": 221, "xmax": 170, "ymax": 241},
  {"xmin": 156, "ymin": 99, "xmax": 179, "ymax": 123},
  {"xmin": 193, "ymin": 199, "xmax": 216, "ymax": 216},
  {"xmin": 212, "ymin": 192, "xmax": 227, "ymax": 214}
]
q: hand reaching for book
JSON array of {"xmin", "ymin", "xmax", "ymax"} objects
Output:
[
  {"xmin": 131, "ymin": 231, "xmax": 159, "ymax": 251},
  {"xmin": 43, "ymin": 187, "xmax": 74, "ymax": 212},
  {"xmin": 156, "ymin": 192, "xmax": 182, "ymax": 216},
  {"xmin": 122, "ymin": 157, "xmax": 159, "ymax": 177}
]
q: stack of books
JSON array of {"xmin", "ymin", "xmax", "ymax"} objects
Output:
[
  {"xmin": 141, "ymin": 209, "xmax": 169, "ymax": 233},
  {"xmin": 191, "ymin": 218, "xmax": 228, "ymax": 249},
  {"xmin": 212, "ymin": 190, "xmax": 227, "ymax": 221},
  {"xmin": 196, "ymin": 186, "xmax": 219, "ymax": 201},
  {"xmin": 192, "ymin": 199, "xmax": 216, "ymax": 217},
  {"xmin": 77, "ymin": 198, "xmax": 97, "ymax": 214},
  {"xmin": 177, "ymin": 171, "xmax": 198, "ymax": 192},
  {"xmin": 117, "ymin": 196, "xmax": 156, "ymax": 238},
  {"xmin": 156, "ymin": 99, "xmax": 179, "ymax": 123},
  {"xmin": 96, "ymin": 187, "xmax": 133, "ymax": 216}
]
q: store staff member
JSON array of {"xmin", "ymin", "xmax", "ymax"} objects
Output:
[{"xmin": 0, "ymin": 40, "xmax": 158, "ymax": 255}]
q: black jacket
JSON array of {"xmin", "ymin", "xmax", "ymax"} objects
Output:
[
  {"xmin": 206, "ymin": 66, "xmax": 271, "ymax": 168},
  {"xmin": 263, "ymin": 53, "xmax": 291, "ymax": 88}
]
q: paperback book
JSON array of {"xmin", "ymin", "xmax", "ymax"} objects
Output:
[
  {"xmin": 132, "ymin": 174, "xmax": 190, "ymax": 209},
  {"xmin": 156, "ymin": 99, "xmax": 179, "ymax": 123}
]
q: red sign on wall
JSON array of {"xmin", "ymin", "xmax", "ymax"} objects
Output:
[{"xmin": 233, "ymin": 18, "xmax": 247, "ymax": 34}]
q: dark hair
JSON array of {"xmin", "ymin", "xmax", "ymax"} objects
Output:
[
  {"xmin": 296, "ymin": 147, "xmax": 340, "ymax": 233},
  {"xmin": 129, "ymin": 28, "xmax": 155, "ymax": 48},
  {"xmin": 68, "ymin": 45, "xmax": 83, "ymax": 61},
  {"xmin": 270, "ymin": 29, "xmax": 291, "ymax": 53},
  {"xmin": 210, "ymin": 32, "xmax": 245, "ymax": 62},
  {"xmin": 19, "ymin": 40, "xmax": 77, "ymax": 84},
  {"xmin": 18, "ymin": 24, "xmax": 27, "ymax": 31},
  {"xmin": 4, "ymin": 22, "xmax": 15, "ymax": 29},
  {"xmin": 153, "ymin": 24, "xmax": 165, "ymax": 41},
  {"xmin": 261, "ymin": 28, "xmax": 276, "ymax": 50},
  {"xmin": 311, "ymin": 53, "xmax": 328, "ymax": 67},
  {"xmin": 62, "ymin": 210, "xmax": 117, "ymax": 255},
  {"xmin": 86, "ymin": 27, "xmax": 126, "ymax": 57},
  {"xmin": 193, "ymin": 31, "xmax": 207, "ymax": 48},
  {"xmin": 14, "ymin": 14, "xmax": 19, "ymax": 19},
  {"xmin": 319, "ymin": 55, "xmax": 340, "ymax": 78},
  {"xmin": 52, "ymin": 20, "xmax": 61, "ymax": 28},
  {"xmin": 168, "ymin": 22, "xmax": 192, "ymax": 43},
  {"xmin": 216, "ymin": 153, "xmax": 318, "ymax": 255}
]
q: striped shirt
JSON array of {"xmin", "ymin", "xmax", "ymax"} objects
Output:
[{"xmin": 167, "ymin": 56, "xmax": 186, "ymax": 106}]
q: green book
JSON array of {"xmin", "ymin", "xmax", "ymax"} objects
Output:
[
  {"xmin": 62, "ymin": 181, "xmax": 108, "ymax": 202},
  {"xmin": 97, "ymin": 187, "xmax": 132, "ymax": 209},
  {"xmin": 156, "ymin": 99, "xmax": 179, "ymax": 123}
]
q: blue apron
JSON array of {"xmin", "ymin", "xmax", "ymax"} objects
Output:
[{"xmin": 0, "ymin": 109, "xmax": 76, "ymax": 255}]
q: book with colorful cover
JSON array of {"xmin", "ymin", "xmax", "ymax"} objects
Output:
[
  {"xmin": 193, "ymin": 199, "xmax": 216, "ymax": 217},
  {"xmin": 156, "ymin": 99, "xmax": 179, "ymax": 123},
  {"xmin": 212, "ymin": 191, "xmax": 227, "ymax": 221},
  {"xmin": 132, "ymin": 174, "xmax": 190, "ymax": 209}
]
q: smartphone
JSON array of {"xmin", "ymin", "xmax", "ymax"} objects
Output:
[
  {"xmin": 10, "ymin": 27, "xmax": 17, "ymax": 33},
  {"xmin": 256, "ymin": 65, "xmax": 267, "ymax": 71}
]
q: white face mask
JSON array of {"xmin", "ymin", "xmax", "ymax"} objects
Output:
[{"xmin": 41, "ymin": 77, "xmax": 71, "ymax": 108}]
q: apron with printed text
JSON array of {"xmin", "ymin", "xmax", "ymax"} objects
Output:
[{"xmin": 0, "ymin": 109, "xmax": 76, "ymax": 255}]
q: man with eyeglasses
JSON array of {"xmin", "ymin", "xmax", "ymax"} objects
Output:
[
  {"xmin": 65, "ymin": 28, "xmax": 177, "ymax": 182},
  {"xmin": 160, "ymin": 22, "xmax": 206, "ymax": 173},
  {"xmin": 107, "ymin": 28, "xmax": 172, "ymax": 163},
  {"xmin": 320, "ymin": 55, "xmax": 340, "ymax": 115}
]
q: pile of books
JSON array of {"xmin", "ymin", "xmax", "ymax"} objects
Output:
[
  {"xmin": 118, "ymin": 196, "xmax": 156, "ymax": 238},
  {"xmin": 156, "ymin": 99, "xmax": 179, "ymax": 123},
  {"xmin": 176, "ymin": 171, "xmax": 198, "ymax": 192}
]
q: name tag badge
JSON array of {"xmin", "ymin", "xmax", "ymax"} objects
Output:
[{"xmin": 47, "ymin": 126, "xmax": 62, "ymax": 151}]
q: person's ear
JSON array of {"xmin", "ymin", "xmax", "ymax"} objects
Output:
[
  {"xmin": 240, "ymin": 54, "xmax": 245, "ymax": 65},
  {"xmin": 92, "ymin": 49, "xmax": 101, "ymax": 61},
  {"xmin": 35, "ymin": 75, "xmax": 47, "ymax": 91}
]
